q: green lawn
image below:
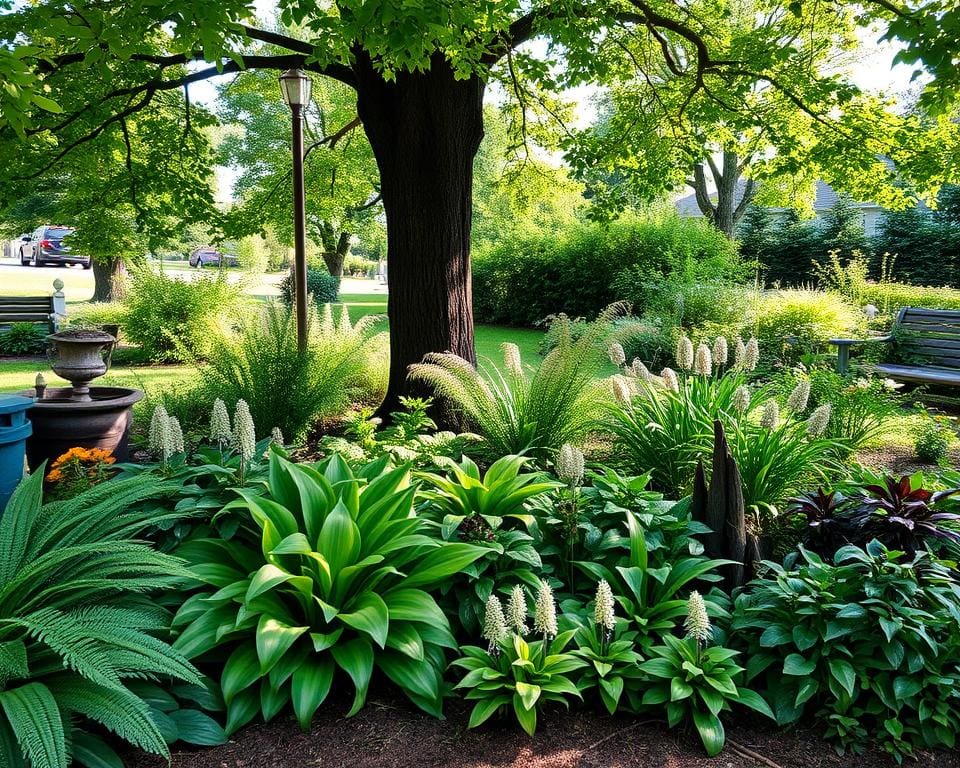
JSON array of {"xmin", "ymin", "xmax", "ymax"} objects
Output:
[{"xmin": 1, "ymin": 290, "xmax": 545, "ymax": 393}]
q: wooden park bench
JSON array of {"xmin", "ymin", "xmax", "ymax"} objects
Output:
[
  {"xmin": 0, "ymin": 279, "xmax": 66, "ymax": 333},
  {"xmin": 830, "ymin": 307, "xmax": 960, "ymax": 387}
]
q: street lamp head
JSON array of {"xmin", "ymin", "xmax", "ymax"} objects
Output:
[{"xmin": 279, "ymin": 68, "xmax": 312, "ymax": 107}]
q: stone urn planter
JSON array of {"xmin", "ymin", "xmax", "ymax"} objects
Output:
[
  {"xmin": 19, "ymin": 329, "xmax": 143, "ymax": 471},
  {"xmin": 46, "ymin": 328, "xmax": 115, "ymax": 401}
]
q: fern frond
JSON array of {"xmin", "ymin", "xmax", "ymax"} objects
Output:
[
  {"xmin": 48, "ymin": 676, "xmax": 169, "ymax": 758},
  {"xmin": 0, "ymin": 682, "xmax": 67, "ymax": 768}
]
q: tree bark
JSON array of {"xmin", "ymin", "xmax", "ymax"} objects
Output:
[
  {"xmin": 353, "ymin": 50, "xmax": 484, "ymax": 417},
  {"xmin": 689, "ymin": 149, "xmax": 757, "ymax": 238},
  {"xmin": 90, "ymin": 257, "xmax": 126, "ymax": 302}
]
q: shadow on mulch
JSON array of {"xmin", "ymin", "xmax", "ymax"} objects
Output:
[{"xmin": 125, "ymin": 695, "xmax": 960, "ymax": 768}]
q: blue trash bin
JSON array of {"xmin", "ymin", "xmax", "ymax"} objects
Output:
[{"xmin": 0, "ymin": 395, "xmax": 33, "ymax": 513}]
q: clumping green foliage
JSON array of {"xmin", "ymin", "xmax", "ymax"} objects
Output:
[
  {"xmin": 914, "ymin": 413, "xmax": 953, "ymax": 465},
  {"xmin": 197, "ymin": 301, "xmax": 387, "ymax": 443},
  {"xmin": 472, "ymin": 211, "xmax": 741, "ymax": 326},
  {"xmin": 172, "ymin": 453, "xmax": 486, "ymax": 732},
  {"xmin": 0, "ymin": 323, "xmax": 47, "ymax": 356},
  {"xmin": 122, "ymin": 266, "xmax": 246, "ymax": 362},
  {"xmin": 749, "ymin": 288, "xmax": 864, "ymax": 368},
  {"xmin": 0, "ymin": 472, "xmax": 210, "ymax": 768},
  {"xmin": 408, "ymin": 309, "xmax": 617, "ymax": 462},
  {"xmin": 733, "ymin": 543, "xmax": 960, "ymax": 761},
  {"xmin": 278, "ymin": 268, "xmax": 340, "ymax": 306},
  {"xmin": 452, "ymin": 603, "xmax": 586, "ymax": 736}
]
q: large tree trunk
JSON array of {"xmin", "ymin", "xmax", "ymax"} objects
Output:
[
  {"xmin": 90, "ymin": 257, "xmax": 126, "ymax": 302},
  {"xmin": 354, "ymin": 51, "xmax": 484, "ymax": 416}
]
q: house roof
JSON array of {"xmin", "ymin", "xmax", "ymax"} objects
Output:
[{"xmin": 675, "ymin": 177, "xmax": 885, "ymax": 217}]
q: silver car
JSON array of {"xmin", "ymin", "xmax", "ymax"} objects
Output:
[{"xmin": 20, "ymin": 226, "xmax": 90, "ymax": 268}]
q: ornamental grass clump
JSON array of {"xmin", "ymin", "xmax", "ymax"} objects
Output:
[
  {"xmin": 409, "ymin": 306, "xmax": 622, "ymax": 462},
  {"xmin": 198, "ymin": 301, "xmax": 387, "ymax": 443},
  {"xmin": 607, "ymin": 336, "xmax": 840, "ymax": 510}
]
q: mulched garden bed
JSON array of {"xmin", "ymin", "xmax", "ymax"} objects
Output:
[{"xmin": 126, "ymin": 694, "xmax": 959, "ymax": 768}]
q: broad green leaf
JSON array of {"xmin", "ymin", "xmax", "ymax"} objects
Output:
[
  {"xmin": 691, "ymin": 707, "xmax": 726, "ymax": 756},
  {"xmin": 331, "ymin": 638, "xmax": 374, "ymax": 716},
  {"xmin": 221, "ymin": 645, "xmax": 263, "ymax": 704},
  {"xmin": 291, "ymin": 657, "xmax": 335, "ymax": 729},
  {"xmin": 316, "ymin": 500, "xmax": 361, "ymax": 576},
  {"xmin": 255, "ymin": 616, "xmax": 308, "ymax": 675},
  {"xmin": 339, "ymin": 592, "xmax": 390, "ymax": 648}
]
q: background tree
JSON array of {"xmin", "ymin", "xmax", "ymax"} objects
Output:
[
  {"xmin": 3, "ymin": 0, "xmax": 960, "ymax": 411},
  {"xmin": 219, "ymin": 64, "xmax": 381, "ymax": 278}
]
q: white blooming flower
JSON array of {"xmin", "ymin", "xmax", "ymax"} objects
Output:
[
  {"xmin": 506, "ymin": 585, "xmax": 528, "ymax": 635},
  {"xmin": 556, "ymin": 443, "xmax": 584, "ymax": 488},
  {"xmin": 502, "ymin": 342, "xmax": 523, "ymax": 377},
  {"xmin": 631, "ymin": 359, "xmax": 652, "ymax": 381},
  {"xmin": 684, "ymin": 591, "xmax": 712, "ymax": 644},
  {"xmin": 149, "ymin": 405, "xmax": 171, "ymax": 460},
  {"xmin": 608, "ymin": 342, "xmax": 626, "ymax": 367},
  {"xmin": 855, "ymin": 377, "xmax": 871, "ymax": 390},
  {"xmin": 533, "ymin": 580, "xmax": 558, "ymax": 640},
  {"xmin": 883, "ymin": 378, "xmax": 903, "ymax": 391},
  {"xmin": 806, "ymin": 404, "xmax": 832, "ymax": 438},
  {"xmin": 233, "ymin": 399, "xmax": 256, "ymax": 462},
  {"xmin": 210, "ymin": 398, "xmax": 232, "ymax": 447},
  {"xmin": 270, "ymin": 426, "xmax": 284, "ymax": 445},
  {"xmin": 743, "ymin": 338, "xmax": 760, "ymax": 371},
  {"xmin": 482, "ymin": 595, "xmax": 509, "ymax": 649},
  {"xmin": 676, "ymin": 336, "xmax": 694, "ymax": 371},
  {"xmin": 660, "ymin": 367, "xmax": 680, "ymax": 393},
  {"xmin": 734, "ymin": 337, "xmax": 747, "ymax": 368},
  {"xmin": 694, "ymin": 343, "xmax": 713, "ymax": 376},
  {"xmin": 863, "ymin": 304, "xmax": 879, "ymax": 320},
  {"xmin": 712, "ymin": 336, "xmax": 729, "ymax": 366},
  {"xmin": 168, "ymin": 416, "xmax": 185, "ymax": 455},
  {"xmin": 760, "ymin": 400, "xmax": 780, "ymax": 430},
  {"xmin": 786, "ymin": 380, "xmax": 811, "ymax": 413},
  {"xmin": 611, "ymin": 375, "xmax": 633, "ymax": 407},
  {"xmin": 732, "ymin": 385, "xmax": 751, "ymax": 414},
  {"xmin": 594, "ymin": 580, "xmax": 616, "ymax": 632}
]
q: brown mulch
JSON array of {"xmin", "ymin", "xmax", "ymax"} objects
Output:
[
  {"xmin": 125, "ymin": 695, "xmax": 959, "ymax": 768},
  {"xmin": 856, "ymin": 443, "xmax": 960, "ymax": 476}
]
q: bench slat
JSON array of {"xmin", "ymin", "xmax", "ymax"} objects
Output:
[
  {"xmin": 900, "ymin": 322, "xmax": 960, "ymax": 335},
  {"xmin": 903, "ymin": 339, "xmax": 960, "ymax": 352},
  {"xmin": 0, "ymin": 296, "xmax": 54, "ymax": 305},
  {"xmin": 0, "ymin": 314, "xmax": 51, "ymax": 323},
  {"xmin": 0, "ymin": 304, "xmax": 53, "ymax": 312},
  {"xmin": 902, "ymin": 308, "xmax": 960, "ymax": 319},
  {"xmin": 875, "ymin": 364, "xmax": 960, "ymax": 385}
]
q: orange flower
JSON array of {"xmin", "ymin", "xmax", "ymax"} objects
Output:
[{"xmin": 45, "ymin": 468, "xmax": 63, "ymax": 483}]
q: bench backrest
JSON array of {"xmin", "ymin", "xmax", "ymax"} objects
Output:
[
  {"xmin": 894, "ymin": 307, "xmax": 960, "ymax": 370},
  {"xmin": 0, "ymin": 295, "xmax": 55, "ymax": 332}
]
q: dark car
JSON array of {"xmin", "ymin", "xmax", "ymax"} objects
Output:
[
  {"xmin": 19, "ymin": 226, "xmax": 90, "ymax": 269},
  {"xmin": 189, "ymin": 247, "xmax": 238, "ymax": 268}
]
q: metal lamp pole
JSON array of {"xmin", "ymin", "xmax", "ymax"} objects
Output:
[{"xmin": 279, "ymin": 69, "xmax": 312, "ymax": 352}]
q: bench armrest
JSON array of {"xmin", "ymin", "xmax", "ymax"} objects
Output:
[
  {"xmin": 829, "ymin": 335, "xmax": 892, "ymax": 374},
  {"xmin": 828, "ymin": 336, "xmax": 892, "ymax": 347}
]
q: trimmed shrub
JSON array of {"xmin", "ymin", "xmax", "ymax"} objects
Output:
[
  {"xmin": 472, "ymin": 212, "xmax": 741, "ymax": 326},
  {"xmin": 749, "ymin": 288, "xmax": 864, "ymax": 367},
  {"xmin": 279, "ymin": 267, "xmax": 340, "ymax": 306},
  {"xmin": 0, "ymin": 322, "xmax": 47, "ymax": 355},
  {"xmin": 122, "ymin": 267, "xmax": 245, "ymax": 362}
]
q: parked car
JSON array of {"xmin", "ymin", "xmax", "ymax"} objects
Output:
[
  {"xmin": 19, "ymin": 226, "xmax": 90, "ymax": 269},
  {"xmin": 189, "ymin": 247, "xmax": 238, "ymax": 268}
]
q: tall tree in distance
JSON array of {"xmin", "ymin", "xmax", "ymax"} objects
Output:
[
  {"xmin": 219, "ymin": 61, "xmax": 381, "ymax": 278},
  {"xmin": 3, "ymin": 0, "xmax": 960, "ymax": 412},
  {"xmin": 688, "ymin": 149, "xmax": 755, "ymax": 237}
]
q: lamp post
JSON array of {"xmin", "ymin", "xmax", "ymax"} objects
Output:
[{"xmin": 279, "ymin": 68, "xmax": 312, "ymax": 352}]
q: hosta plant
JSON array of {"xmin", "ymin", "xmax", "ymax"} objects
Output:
[
  {"xmin": 732, "ymin": 542, "xmax": 960, "ymax": 760},
  {"xmin": 172, "ymin": 453, "xmax": 486, "ymax": 732},
  {"xmin": 0, "ymin": 472, "xmax": 203, "ymax": 768},
  {"xmin": 639, "ymin": 593, "xmax": 773, "ymax": 756},
  {"xmin": 569, "ymin": 581, "xmax": 645, "ymax": 714},
  {"xmin": 574, "ymin": 510, "xmax": 731, "ymax": 652},
  {"xmin": 451, "ymin": 592, "xmax": 586, "ymax": 735}
]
